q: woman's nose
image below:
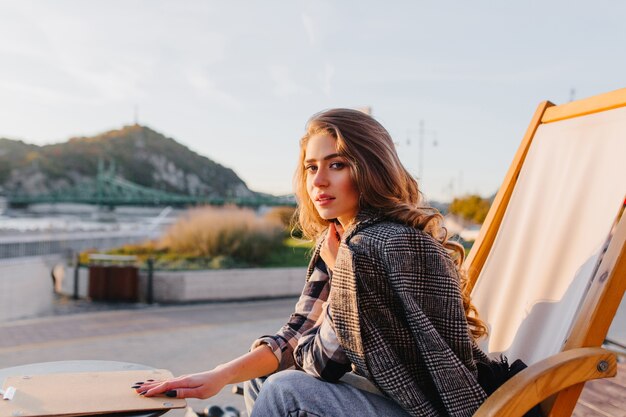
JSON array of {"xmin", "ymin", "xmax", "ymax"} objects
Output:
[{"xmin": 312, "ymin": 170, "xmax": 328, "ymax": 187}]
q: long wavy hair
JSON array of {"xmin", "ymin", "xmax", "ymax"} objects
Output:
[{"xmin": 293, "ymin": 108, "xmax": 487, "ymax": 340}]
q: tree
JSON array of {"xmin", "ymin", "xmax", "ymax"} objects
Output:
[{"xmin": 448, "ymin": 194, "xmax": 491, "ymax": 224}]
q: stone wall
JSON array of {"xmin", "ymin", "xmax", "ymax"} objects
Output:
[
  {"xmin": 142, "ymin": 267, "xmax": 306, "ymax": 303},
  {"xmin": 0, "ymin": 255, "xmax": 64, "ymax": 321}
]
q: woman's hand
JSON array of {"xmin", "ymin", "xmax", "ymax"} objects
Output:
[
  {"xmin": 320, "ymin": 222, "xmax": 344, "ymax": 271},
  {"xmin": 133, "ymin": 344, "xmax": 279, "ymax": 399},
  {"xmin": 135, "ymin": 367, "xmax": 230, "ymax": 399}
]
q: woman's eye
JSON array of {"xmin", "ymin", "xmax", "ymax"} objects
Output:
[
  {"xmin": 305, "ymin": 165, "xmax": 317, "ymax": 172},
  {"xmin": 329, "ymin": 162, "xmax": 345, "ymax": 169}
]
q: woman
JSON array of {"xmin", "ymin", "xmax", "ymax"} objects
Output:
[{"xmin": 137, "ymin": 109, "xmax": 491, "ymax": 417}]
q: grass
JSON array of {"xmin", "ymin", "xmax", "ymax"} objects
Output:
[
  {"xmin": 160, "ymin": 205, "xmax": 284, "ymax": 263},
  {"xmin": 264, "ymin": 237, "xmax": 314, "ymax": 267}
]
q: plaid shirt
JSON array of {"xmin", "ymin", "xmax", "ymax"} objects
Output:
[
  {"xmin": 293, "ymin": 297, "xmax": 352, "ymax": 381},
  {"xmin": 251, "ymin": 255, "xmax": 335, "ymax": 371},
  {"xmin": 252, "ymin": 245, "xmax": 364, "ymax": 382}
]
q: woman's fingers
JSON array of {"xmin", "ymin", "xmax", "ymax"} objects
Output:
[
  {"xmin": 133, "ymin": 380, "xmax": 159, "ymax": 394},
  {"xmin": 328, "ymin": 222, "xmax": 340, "ymax": 246},
  {"xmin": 133, "ymin": 372, "xmax": 225, "ymax": 400},
  {"xmin": 334, "ymin": 222, "xmax": 344, "ymax": 239},
  {"xmin": 320, "ymin": 223, "xmax": 341, "ymax": 270},
  {"xmin": 140, "ymin": 381, "xmax": 173, "ymax": 397},
  {"xmin": 133, "ymin": 365, "xmax": 231, "ymax": 400},
  {"xmin": 136, "ymin": 378, "xmax": 197, "ymax": 397},
  {"xmin": 159, "ymin": 386, "xmax": 205, "ymax": 399}
]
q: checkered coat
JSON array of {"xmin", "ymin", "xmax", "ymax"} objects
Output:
[{"xmin": 324, "ymin": 212, "xmax": 487, "ymax": 417}]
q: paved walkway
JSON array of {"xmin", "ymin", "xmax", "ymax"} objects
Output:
[
  {"xmin": 0, "ymin": 298, "xmax": 297, "ymax": 416},
  {"xmin": 1, "ymin": 299, "xmax": 624, "ymax": 417}
]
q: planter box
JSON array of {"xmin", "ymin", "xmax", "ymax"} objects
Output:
[{"xmin": 139, "ymin": 267, "xmax": 307, "ymax": 303}]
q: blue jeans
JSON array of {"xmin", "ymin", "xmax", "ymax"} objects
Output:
[{"xmin": 244, "ymin": 370, "xmax": 410, "ymax": 417}]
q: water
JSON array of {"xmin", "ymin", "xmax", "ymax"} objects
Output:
[{"xmin": 0, "ymin": 200, "xmax": 180, "ymax": 237}]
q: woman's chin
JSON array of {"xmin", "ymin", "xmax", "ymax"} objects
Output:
[{"xmin": 315, "ymin": 209, "xmax": 334, "ymax": 220}]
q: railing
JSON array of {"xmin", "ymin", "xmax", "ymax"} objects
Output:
[{"xmin": 0, "ymin": 231, "xmax": 152, "ymax": 259}]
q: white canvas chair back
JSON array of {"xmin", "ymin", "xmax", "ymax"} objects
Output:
[{"xmin": 470, "ymin": 104, "xmax": 626, "ymax": 365}]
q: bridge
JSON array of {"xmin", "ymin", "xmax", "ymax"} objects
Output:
[{"xmin": 5, "ymin": 161, "xmax": 293, "ymax": 208}]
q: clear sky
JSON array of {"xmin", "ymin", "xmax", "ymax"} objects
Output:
[{"xmin": 1, "ymin": 1, "xmax": 624, "ymax": 202}]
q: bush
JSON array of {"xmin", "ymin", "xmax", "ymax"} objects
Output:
[
  {"xmin": 263, "ymin": 206, "xmax": 302, "ymax": 237},
  {"xmin": 448, "ymin": 194, "xmax": 491, "ymax": 224},
  {"xmin": 160, "ymin": 205, "xmax": 284, "ymax": 266}
]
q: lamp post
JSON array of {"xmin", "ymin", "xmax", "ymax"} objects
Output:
[{"xmin": 405, "ymin": 120, "xmax": 438, "ymax": 181}]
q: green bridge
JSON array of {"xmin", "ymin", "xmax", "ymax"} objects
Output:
[{"xmin": 5, "ymin": 162, "xmax": 293, "ymax": 208}]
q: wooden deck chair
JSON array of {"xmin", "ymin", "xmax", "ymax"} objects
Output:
[{"xmin": 463, "ymin": 88, "xmax": 626, "ymax": 417}]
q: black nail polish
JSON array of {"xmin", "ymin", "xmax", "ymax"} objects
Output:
[
  {"xmin": 135, "ymin": 381, "xmax": 144, "ymax": 385},
  {"xmin": 140, "ymin": 391, "xmax": 147, "ymax": 396},
  {"xmin": 132, "ymin": 385, "xmax": 141, "ymax": 389},
  {"xmin": 147, "ymin": 379, "xmax": 154, "ymax": 382},
  {"xmin": 165, "ymin": 390, "xmax": 177, "ymax": 398}
]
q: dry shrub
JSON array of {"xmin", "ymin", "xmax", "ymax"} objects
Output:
[
  {"xmin": 160, "ymin": 205, "xmax": 284, "ymax": 265},
  {"xmin": 264, "ymin": 206, "xmax": 295, "ymax": 227},
  {"xmin": 263, "ymin": 206, "xmax": 301, "ymax": 237}
]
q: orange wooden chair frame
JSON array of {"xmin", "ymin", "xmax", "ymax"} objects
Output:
[{"xmin": 465, "ymin": 88, "xmax": 626, "ymax": 417}]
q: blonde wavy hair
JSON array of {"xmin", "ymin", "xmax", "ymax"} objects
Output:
[{"xmin": 293, "ymin": 108, "xmax": 487, "ymax": 340}]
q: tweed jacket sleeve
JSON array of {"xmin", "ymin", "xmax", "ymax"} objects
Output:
[{"xmin": 330, "ymin": 216, "xmax": 487, "ymax": 417}]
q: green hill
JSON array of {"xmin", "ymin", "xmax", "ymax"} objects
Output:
[{"xmin": 0, "ymin": 125, "xmax": 255, "ymax": 199}]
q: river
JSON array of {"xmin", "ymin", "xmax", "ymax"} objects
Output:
[{"xmin": 0, "ymin": 198, "xmax": 180, "ymax": 237}]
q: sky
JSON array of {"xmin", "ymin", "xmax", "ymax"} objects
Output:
[{"xmin": 0, "ymin": 1, "xmax": 625, "ymax": 202}]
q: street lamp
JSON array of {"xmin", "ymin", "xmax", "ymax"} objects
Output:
[{"xmin": 405, "ymin": 120, "xmax": 438, "ymax": 181}]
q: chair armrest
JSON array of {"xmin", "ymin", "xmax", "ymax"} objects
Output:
[{"xmin": 473, "ymin": 347, "xmax": 616, "ymax": 417}]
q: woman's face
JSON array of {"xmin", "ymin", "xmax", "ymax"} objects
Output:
[{"xmin": 304, "ymin": 133, "xmax": 360, "ymax": 227}]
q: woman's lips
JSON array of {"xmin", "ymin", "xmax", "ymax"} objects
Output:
[{"xmin": 316, "ymin": 195, "xmax": 335, "ymax": 206}]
